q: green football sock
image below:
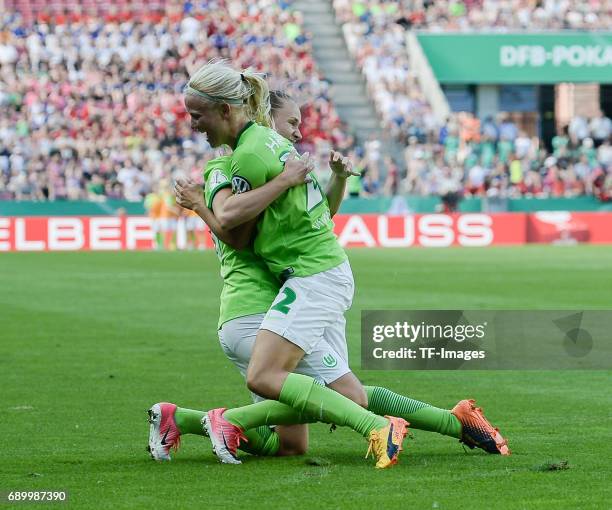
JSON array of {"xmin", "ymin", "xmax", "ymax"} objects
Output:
[
  {"xmin": 239, "ymin": 426, "xmax": 280, "ymax": 457},
  {"xmin": 175, "ymin": 407, "xmax": 206, "ymax": 435},
  {"xmin": 223, "ymin": 399, "xmax": 309, "ymax": 431},
  {"xmin": 279, "ymin": 373, "xmax": 387, "ymax": 437},
  {"xmin": 364, "ymin": 386, "xmax": 462, "ymax": 439},
  {"xmin": 174, "ymin": 407, "xmax": 280, "ymax": 456}
]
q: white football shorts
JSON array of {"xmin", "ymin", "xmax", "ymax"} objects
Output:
[
  {"xmin": 219, "ymin": 311, "xmax": 351, "ymax": 402},
  {"xmin": 260, "ymin": 260, "xmax": 354, "ymax": 359}
]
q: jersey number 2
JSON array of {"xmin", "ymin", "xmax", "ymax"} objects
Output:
[{"xmin": 271, "ymin": 287, "xmax": 297, "ymax": 315}]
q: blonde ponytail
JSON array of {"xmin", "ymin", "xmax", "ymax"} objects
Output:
[
  {"xmin": 242, "ymin": 71, "xmax": 272, "ymax": 128},
  {"xmin": 185, "ymin": 59, "xmax": 271, "ymax": 127}
]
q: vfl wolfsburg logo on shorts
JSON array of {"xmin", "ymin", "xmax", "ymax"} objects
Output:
[
  {"xmin": 232, "ymin": 176, "xmax": 251, "ymax": 194},
  {"xmin": 322, "ymin": 353, "xmax": 337, "ymax": 368}
]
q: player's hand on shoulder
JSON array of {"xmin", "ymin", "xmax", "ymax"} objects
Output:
[
  {"xmin": 280, "ymin": 151, "xmax": 315, "ymax": 188},
  {"xmin": 174, "ymin": 177, "xmax": 205, "ymax": 211},
  {"xmin": 329, "ymin": 150, "xmax": 359, "ymax": 179}
]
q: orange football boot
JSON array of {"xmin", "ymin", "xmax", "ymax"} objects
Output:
[{"xmin": 452, "ymin": 399, "xmax": 510, "ymax": 455}]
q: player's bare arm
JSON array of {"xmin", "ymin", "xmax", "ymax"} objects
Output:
[
  {"xmin": 216, "ymin": 153, "xmax": 314, "ymax": 230},
  {"xmin": 326, "ymin": 150, "xmax": 359, "ymax": 217},
  {"xmin": 174, "ymin": 179, "xmax": 251, "ymax": 250},
  {"xmin": 211, "ymin": 188, "xmax": 258, "ymax": 248}
]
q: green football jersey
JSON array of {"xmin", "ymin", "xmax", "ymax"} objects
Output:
[
  {"xmin": 230, "ymin": 122, "xmax": 347, "ymax": 279},
  {"xmin": 204, "ymin": 156, "xmax": 280, "ymax": 328}
]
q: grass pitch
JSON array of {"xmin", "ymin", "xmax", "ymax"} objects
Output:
[{"xmin": 1, "ymin": 246, "xmax": 611, "ymax": 509}]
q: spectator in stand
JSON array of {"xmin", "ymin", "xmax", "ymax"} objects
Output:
[
  {"xmin": 361, "ymin": 166, "xmax": 381, "ymax": 196},
  {"xmin": 590, "ymin": 110, "xmax": 612, "ymax": 147},
  {"xmin": 598, "ymin": 169, "xmax": 612, "ymax": 202},
  {"xmin": 382, "ymin": 156, "xmax": 400, "ymax": 196},
  {"xmin": 437, "ymin": 165, "xmax": 463, "ymax": 213},
  {"xmin": 514, "ymin": 131, "xmax": 532, "ymax": 160},
  {"xmin": 569, "ymin": 115, "xmax": 590, "ymax": 144},
  {"xmin": 598, "ymin": 140, "xmax": 612, "ymax": 168}
]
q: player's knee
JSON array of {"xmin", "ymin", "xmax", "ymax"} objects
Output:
[
  {"xmin": 334, "ymin": 385, "xmax": 368, "ymax": 408},
  {"xmin": 245, "ymin": 368, "xmax": 265, "ymax": 396},
  {"xmin": 359, "ymin": 392, "xmax": 369, "ymax": 409},
  {"xmin": 285, "ymin": 444, "xmax": 308, "ymax": 456},
  {"xmin": 278, "ymin": 441, "xmax": 308, "ymax": 456},
  {"xmin": 246, "ymin": 366, "xmax": 278, "ymax": 399},
  {"xmin": 346, "ymin": 387, "xmax": 368, "ymax": 408},
  {"xmin": 294, "ymin": 441, "xmax": 309, "ymax": 455},
  {"xmin": 354, "ymin": 390, "xmax": 368, "ymax": 409},
  {"xmin": 277, "ymin": 431, "xmax": 309, "ymax": 456}
]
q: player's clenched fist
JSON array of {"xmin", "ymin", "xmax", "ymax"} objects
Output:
[
  {"xmin": 174, "ymin": 177, "xmax": 205, "ymax": 211},
  {"xmin": 279, "ymin": 151, "xmax": 315, "ymax": 187}
]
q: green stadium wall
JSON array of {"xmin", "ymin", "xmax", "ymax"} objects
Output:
[{"xmin": 1, "ymin": 197, "xmax": 611, "ymax": 216}]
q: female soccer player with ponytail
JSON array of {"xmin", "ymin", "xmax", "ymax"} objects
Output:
[{"xmin": 149, "ymin": 61, "xmax": 509, "ymax": 468}]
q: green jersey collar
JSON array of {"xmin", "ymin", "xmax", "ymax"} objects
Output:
[{"xmin": 233, "ymin": 121, "xmax": 255, "ymax": 149}]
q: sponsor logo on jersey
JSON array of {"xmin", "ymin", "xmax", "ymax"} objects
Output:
[
  {"xmin": 231, "ymin": 176, "xmax": 252, "ymax": 194},
  {"xmin": 322, "ymin": 354, "xmax": 337, "ymax": 368},
  {"xmin": 208, "ymin": 168, "xmax": 228, "ymax": 188}
]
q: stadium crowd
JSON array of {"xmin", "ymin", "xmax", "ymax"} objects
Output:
[
  {"xmin": 342, "ymin": 111, "xmax": 612, "ymax": 203},
  {"xmin": 334, "ymin": 0, "xmax": 612, "ymax": 33},
  {"xmin": 0, "ymin": 0, "xmax": 347, "ymax": 201},
  {"xmin": 400, "ymin": 112, "xmax": 612, "ymax": 201},
  {"xmin": 331, "ymin": 0, "xmax": 611, "ymax": 201},
  {"xmin": 0, "ymin": 0, "xmax": 610, "ymax": 204},
  {"xmin": 334, "ymin": 0, "xmax": 611, "ymax": 143}
]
